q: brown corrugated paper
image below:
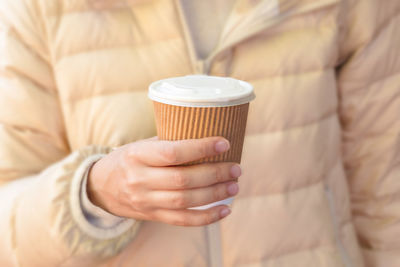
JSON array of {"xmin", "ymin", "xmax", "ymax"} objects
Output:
[{"xmin": 153, "ymin": 102, "xmax": 249, "ymax": 164}]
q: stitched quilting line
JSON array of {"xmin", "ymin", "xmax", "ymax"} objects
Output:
[
  {"xmin": 247, "ymin": 109, "xmax": 338, "ymax": 136},
  {"xmin": 236, "ymin": 243, "xmax": 351, "ymax": 266},
  {"xmin": 232, "ymin": 222, "xmax": 355, "ymax": 266},
  {"xmin": 236, "ymin": 149, "xmax": 342, "ymax": 199},
  {"xmin": 0, "ymin": 27, "xmax": 53, "ymax": 74},
  {"xmin": 52, "ymin": 20, "xmax": 338, "ymax": 67},
  {"xmin": 0, "ymin": 67, "xmax": 57, "ymax": 95},
  {"xmin": 340, "ymin": 70, "xmax": 400, "ymax": 94},
  {"xmin": 241, "ymin": 66, "xmax": 335, "ymax": 83},
  {"xmin": 60, "ymin": 67, "xmax": 336, "ymax": 103},
  {"xmin": 54, "ymin": 36, "xmax": 181, "ymax": 65},
  {"xmin": 0, "ymin": 121, "xmax": 64, "ymax": 143},
  {"xmin": 47, "ymin": 2, "xmax": 131, "ymax": 18},
  {"xmin": 352, "ymin": 189, "xmax": 400, "ymax": 217}
]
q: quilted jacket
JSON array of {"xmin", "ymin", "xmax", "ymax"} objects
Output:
[{"xmin": 0, "ymin": 0, "xmax": 399, "ymax": 266}]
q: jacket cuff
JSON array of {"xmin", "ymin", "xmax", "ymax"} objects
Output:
[
  {"xmin": 42, "ymin": 145, "xmax": 141, "ymax": 259},
  {"xmin": 69, "ymin": 150, "xmax": 136, "ymax": 240},
  {"xmin": 79, "ymin": 154, "xmax": 135, "ymax": 236}
]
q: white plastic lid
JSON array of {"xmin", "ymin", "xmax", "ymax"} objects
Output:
[{"xmin": 148, "ymin": 75, "xmax": 255, "ymax": 107}]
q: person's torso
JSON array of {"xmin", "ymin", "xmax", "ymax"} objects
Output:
[{"xmin": 44, "ymin": 0, "xmax": 365, "ymax": 266}]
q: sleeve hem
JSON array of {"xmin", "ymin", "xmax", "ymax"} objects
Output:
[
  {"xmin": 69, "ymin": 151, "xmax": 136, "ymax": 240},
  {"xmin": 80, "ymin": 154, "xmax": 128, "ymax": 227}
]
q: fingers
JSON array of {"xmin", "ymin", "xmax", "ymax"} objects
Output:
[
  {"xmin": 142, "ymin": 162, "xmax": 242, "ymax": 190},
  {"xmin": 129, "ymin": 137, "xmax": 230, "ymax": 166},
  {"xmin": 146, "ymin": 181, "xmax": 239, "ymax": 209},
  {"xmin": 152, "ymin": 205, "xmax": 232, "ymax": 226}
]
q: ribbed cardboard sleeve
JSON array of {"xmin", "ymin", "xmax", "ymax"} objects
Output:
[{"xmin": 153, "ymin": 102, "xmax": 249, "ymax": 164}]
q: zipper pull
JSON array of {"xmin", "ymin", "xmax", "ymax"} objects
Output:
[{"xmin": 194, "ymin": 60, "xmax": 211, "ymax": 75}]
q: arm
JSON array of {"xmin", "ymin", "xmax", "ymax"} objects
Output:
[
  {"xmin": 0, "ymin": 2, "xmax": 239, "ymax": 266},
  {"xmin": 337, "ymin": 1, "xmax": 400, "ymax": 266},
  {"xmin": 0, "ymin": 1, "xmax": 139, "ymax": 266}
]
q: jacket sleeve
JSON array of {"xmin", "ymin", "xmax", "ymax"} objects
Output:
[
  {"xmin": 0, "ymin": 1, "xmax": 140, "ymax": 266},
  {"xmin": 337, "ymin": 1, "xmax": 400, "ymax": 266}
]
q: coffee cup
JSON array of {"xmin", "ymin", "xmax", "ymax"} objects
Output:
[{"xmin": 148, "ymin": 75, "xmax": 255, "ymax": 209}]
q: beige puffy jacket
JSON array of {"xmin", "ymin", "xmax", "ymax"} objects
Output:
[{"xmin": 0, "ymin": 0, "xmax": 399, "ymax": 266}]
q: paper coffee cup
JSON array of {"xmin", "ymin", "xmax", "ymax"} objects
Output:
[{"xmin": 148, "ymin": 75, "xmax": 255, "ymax": 209}]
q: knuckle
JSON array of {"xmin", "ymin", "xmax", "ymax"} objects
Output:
[
  {"xmin": 129, "ymin": 194, "xmax": 143, "ymax": 208},
  {"xmin": 162, "ymin": 144, "xmax": 178, "ymax": 164},
  {"xmin": 213, "ymin": 185, "xmax": 225, "ymax": 201},
  {"xmin": 126, "ymin": 143, "xmax": 141, "ymax": 160},
  {"xmin": 126, "ymin": 175, "xmax": 142, "ymax": 188},
  {"xmin": 198, "ymin": 143, "xmax": 208, "ymax": 158},
  {"xmin": 202, "ymin": 213, "xmax": 214, "ymax": 225},
  {"xmin": 213, "ymin": 165, "xmax": 223, "ymax": 183},
  {"xmin": 145, "ymin": 212, "xmax": 157, "ymax": 222},
  {"xmin": 173, "ymin": 170, "xmax": 189, "ymax": 188},
  {"xmin": 174, "ymin": 215, "xmax": 190, "ymax": 226},
  {"xmin": 212, "ymin": 187, "xmax": 220, "ymax": 201},
  {"xmin": 171, "ymin": 193, "xmax": 188, "ymax": 209}
]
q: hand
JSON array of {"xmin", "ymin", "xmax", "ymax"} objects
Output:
[{"xmin": 87, "ymin": 137, "xmax": 242, "ymax": 226}]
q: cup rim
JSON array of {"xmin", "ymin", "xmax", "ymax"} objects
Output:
[{"xmin": 148, "ymin": 75, "xmax": 256, "ymax": 107}]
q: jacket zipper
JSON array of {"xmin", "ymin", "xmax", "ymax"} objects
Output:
[
  {"xmin": 205, "ymin": 223, "xmax": 223, "ymax": 267},
  {"xmin": 173, "ymin": 1, "xmax": 343, "ymax": 266},
  {"xmin": 324, "ymin": 184, "xmax": 353, "ymax": 267},
  {"xmin": 172, "ymin": 2, "xmax": 231, "ymax": 266}
]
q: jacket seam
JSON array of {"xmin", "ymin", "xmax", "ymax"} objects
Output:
[
  {"xmin": 47, "ymin": 2, "xmax": 132, "ymax": 18},
  {"xmin": 236, "ymin": 179, "xmax": 322, "ymax": 200},
  {"xmin": 60, "ymin": 88, "xmax": 147, "ymax": 105},
  {"xmin": 340, "ymin": 70, "xmax": 400, "ymax": 94},
  {"xmin": 247, "ymin": 66, "xmax": 335, "ymax": 82},
  {"xmin": 247, "ymin": 109, "xmax": 337, "ymax": 136},
  {"xmin": 0, "ymin": 16, "xmax": 52, "ymax": 67},
  {"xmin": 54, "ymin": 36, "xmax": 180, "ymax": 67},
  {"xmin": 360, "ymin": 247, "xmax": 400, "ymax": 253},
  {"xmin": 0, "ymin": 122, "xmax": 67, "ymax": 152},
  {"xmin": 234, "ymin": 242, "xmax": 341, "ymax": 266},
  {"xmin": 237, "ymin": 154, "xmax": 340, "ymax": 199},
  {"xmin": 60, "ymin": 67, "xmax": 336, "ymax": 103},
  {"xmin": 353, "ymin": 190, "xmax": 400, "ymax": 215},
  {"xmin": 343, "ymin": 131, "xmax": 400, "ymax": 144},
  {"xmin": 0, "ymin": 67, "xmax": 57, "ymax": 96}
]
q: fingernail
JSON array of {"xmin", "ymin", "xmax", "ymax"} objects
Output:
[
  {"xmin": 227, "ymin": 183, "xmax": 239, "ymax": 196},
  {"xmin": 215, "ymin": 139, "xmax": 230, "ymax": 153},
  {"xmin": 220, "ymin": 208, "xmax": 231, "ymax": 218},
  {"xmin": 230, "ymin": 164, "xmax": 242, "ymax": 178}
]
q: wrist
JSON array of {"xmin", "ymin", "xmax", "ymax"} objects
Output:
[{"xmin": 87, "ymin": 161, "xmax": 108, "ymax": 212}]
